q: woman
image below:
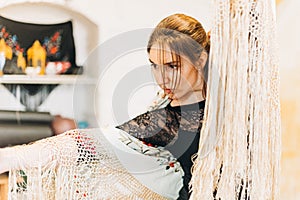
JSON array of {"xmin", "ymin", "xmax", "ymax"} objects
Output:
[{"xmin": 0, "ymin": 14, "xmax": 209, "ymax": 199}]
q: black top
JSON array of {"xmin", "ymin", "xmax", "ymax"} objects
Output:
[{"xmin": 116, "ymin": 100, "xmax": 205, "ymax": 199}]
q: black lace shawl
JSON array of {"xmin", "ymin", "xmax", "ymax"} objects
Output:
[{"xmin": 116, "ymin": 100, "xmax": 205, "ymax": 149}]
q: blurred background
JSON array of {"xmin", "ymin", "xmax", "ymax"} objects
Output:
[{"xmin": 276, "ymin": 0, "xmax": 300, "ymax": 199}]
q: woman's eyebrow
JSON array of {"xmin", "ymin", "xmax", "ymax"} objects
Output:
[
  {"xmin": 148, "ymin": 59, "xmax": 178, "ymax": 65},
  {"xmin": 165, "ymin": 61, "xmax": 179, "ymax": 65}
]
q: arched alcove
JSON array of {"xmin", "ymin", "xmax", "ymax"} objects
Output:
[{"xmin": 0, "ymin": 1, "xmax": 99, "ymax": 125}]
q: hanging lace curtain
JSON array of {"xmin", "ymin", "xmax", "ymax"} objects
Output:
[{"xmin": 190, "ymin": 0, "xmax": 281, "ymax": 199}]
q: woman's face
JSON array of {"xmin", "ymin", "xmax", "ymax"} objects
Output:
[{"xmin": 149, "ymin": 45, "xmax": 206, "ymax": 106}]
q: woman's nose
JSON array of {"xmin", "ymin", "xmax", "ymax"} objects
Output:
[{"xmin": 154, "ymin": 70, "xmax": 171, "ymax": 86}]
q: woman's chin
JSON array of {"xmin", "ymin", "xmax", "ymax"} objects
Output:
[{"xmin": 167, "ymin": 93, "xmax": 176, "ymax": 100}]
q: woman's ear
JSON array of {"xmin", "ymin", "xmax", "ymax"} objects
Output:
[{"xmin": 197, "ymin": 51, "xmax": 208, "ymax": 70}]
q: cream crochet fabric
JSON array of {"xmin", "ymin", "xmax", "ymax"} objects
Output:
[
  {"xmin": 190, "ymin": 0, "xmax": 281, "ymax": 199},
  {"xmin": 7, "ymin": 129, "xmax": 167, "ymax": 199}
]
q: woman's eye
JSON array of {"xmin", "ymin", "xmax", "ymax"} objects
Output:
[
  {"xmin": 150, "ymin": 63, "xmax": 158, "ymax": 69},
  {"xmin": 168, "ymin": 64, "xmax": 178, "ymax": 69}
]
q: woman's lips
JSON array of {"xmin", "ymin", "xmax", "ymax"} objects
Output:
[{"xmin": 164, "ymin": 88, "xmax": 172, "ymax": 94}]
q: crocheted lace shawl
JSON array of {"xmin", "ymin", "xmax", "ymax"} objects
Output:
[
  {"xmin": 7, "ymin": 128, "xmax": 168, "ymax": 199},
  {"xmin": 190, "ymin": 0, "xmax": 281, "ymax": 199}
]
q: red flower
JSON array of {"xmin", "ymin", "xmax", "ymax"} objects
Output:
[
  {"xmin": 50, "ymin": 46, "xmax": 58, "ymax": 54},
  {"xmin": 147, "ymin": 143, "xmax": 153, "ymax": 147},
  {"xmin": 52, "ymin": 32, "xmax": 60, "ymax": 41}
]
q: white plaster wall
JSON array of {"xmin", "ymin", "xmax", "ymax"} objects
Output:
[{"xmin": 276, "ymin": 0, "xmax": 300, "ymax": 198}]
